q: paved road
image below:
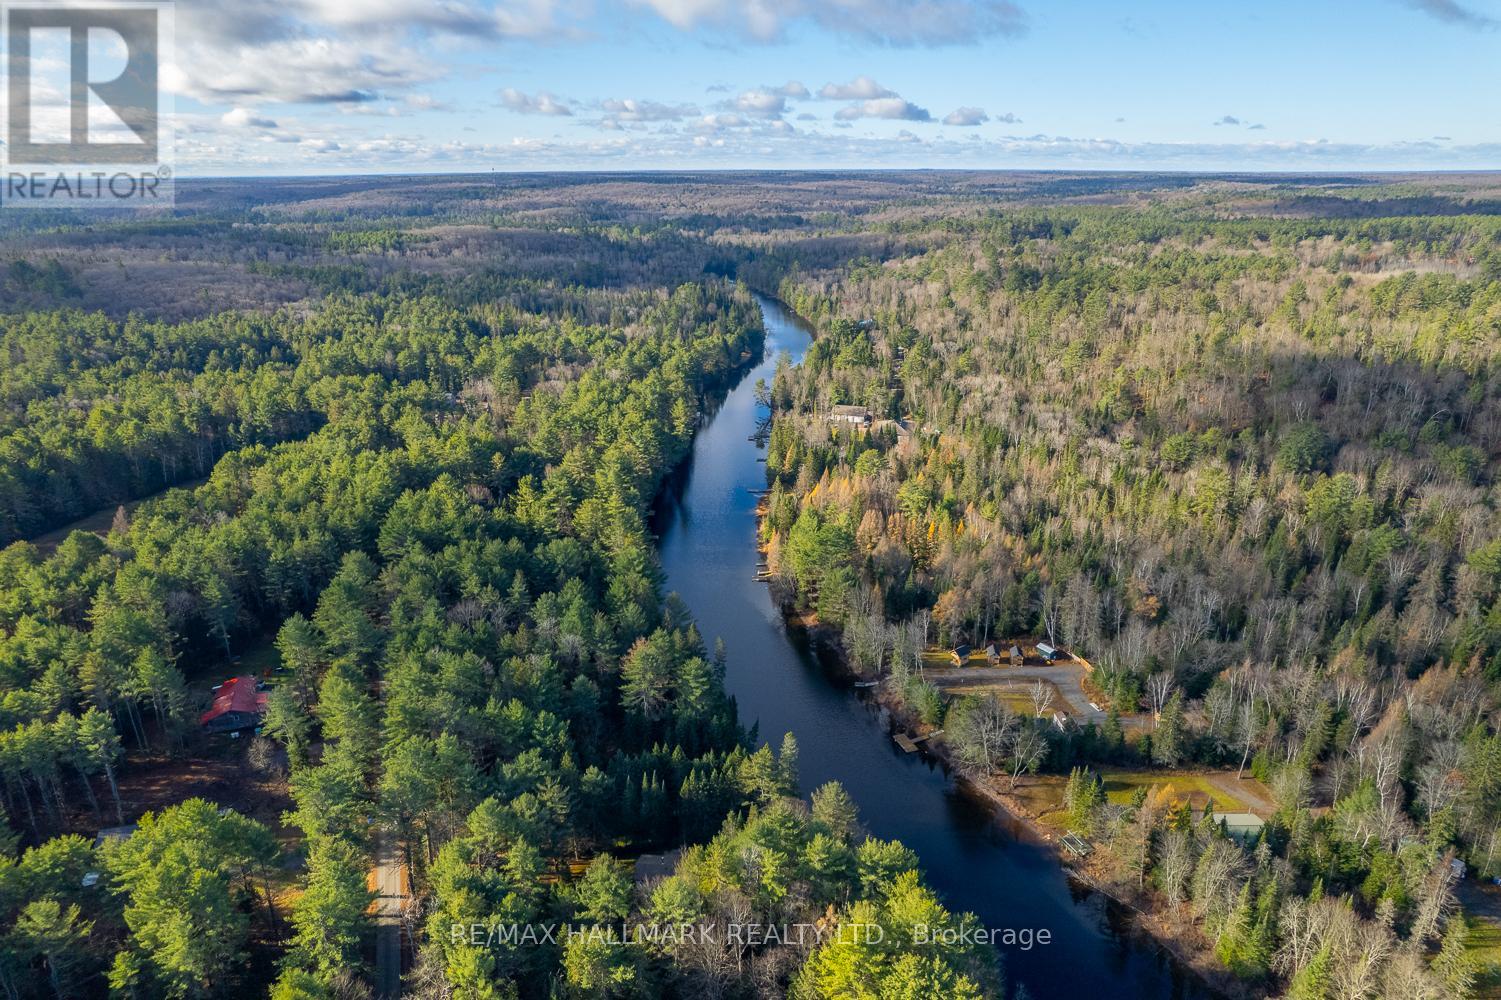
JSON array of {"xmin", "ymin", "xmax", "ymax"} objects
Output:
[
  {"xmin": 373, "ymin": 834, "xmax": 405, "ymax": 999},
  {"xmin": 925, "ymin": 660, "xmax": 1108, "ymax": 723}
]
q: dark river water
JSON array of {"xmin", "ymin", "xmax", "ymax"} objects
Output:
[{"xmin": 653, "ymin": 294, "xmax": 1213, "ymax": 1000}]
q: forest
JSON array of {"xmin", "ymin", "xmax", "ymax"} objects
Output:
[
  {"xmin": 0, "ymin": 175, "xmax": 998, "ymax": 1000},
  {"xmin": 759, "ymin": 179, "xmax": 1501, "ymax": 998},
  {"xmin": 2, "ymin": 169, "xmax": 1501, "ymax": 999}
]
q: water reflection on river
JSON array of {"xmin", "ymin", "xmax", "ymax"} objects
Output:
[{"xmin": 652, "ymin": 293, "xmax": 1214, "ymax": 1000}]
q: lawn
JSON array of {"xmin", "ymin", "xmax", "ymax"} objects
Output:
[
  {"xmin": 1098, "ymin": 771, "xmax": 1251, "ymax": 812},
  {"xmin": 922, "ymin": 650, "xmax": 982, "ymax": 670},
  {"xmin": 937, "ymin": 680, "xmax": 1070, "ymax": 718},
  {"xmin": 1021, "ymin": 769, "xmax": 1258, "ymax": 829},
  {"xmin": 1467, "ymin": 913, "xmax": 1501, "ymax": 999}
]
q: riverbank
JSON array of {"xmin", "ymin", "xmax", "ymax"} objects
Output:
[
  {"xmin": 759, "ymin": 550, "xmax": 1249, "ymax": 1000},
  {"xmin": 666, "ymin": 292, "xmax": 1216, "ymax": 999}
]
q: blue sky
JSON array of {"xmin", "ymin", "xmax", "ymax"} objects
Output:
[{"xmin": 165, "ymin": 0, "xmax": 1501, "ymax": 173}]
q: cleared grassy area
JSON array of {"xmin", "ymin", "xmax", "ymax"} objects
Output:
[
  {"xmin": 1018, "ymin": 770, "xmax": 1261, "ymax": 829},
  {"xmin": 1467, "ymin": 913, "xmax": 1501, "ymax": 999},
  {"xmin": 922, "ymin": 650, "xmax": 984, "ymax": 670},
  {"xmin": 1097, "ymin": 772, "xmax": 1252, "ymax": 812},
  {"xmin": 938, "ymin": 681, "xmax": 1071, "ymax": 718},
  {"xmin": 940, "ymin": 684, "xmax": 1035, "ymax": 715}
]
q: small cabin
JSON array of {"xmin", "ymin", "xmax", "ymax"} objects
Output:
[
  {"xmin": 1036, "ymin": 642, "xmax": 1061, "ymax": 662},
  {"xmin": 200, "ymin": 676, "xmax": 269, "ymax": 734},
  {"xmin": 983, "ymin": 643, "xmax": 1000, "ymax": 664},
  {"xmin": 950, "ymin": 644, "xmax": 972, "ymax": 666},
  {"xmin": 1009, "ymin": 645, "xmax": 1024, "ymax": 667},
  {"xmin": 829, "ymin": 404, "xmax": 872, "ymax": 427}
]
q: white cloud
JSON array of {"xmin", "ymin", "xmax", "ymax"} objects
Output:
[
  {"xmin": 834, "ymin": 97, "xmax": 931, "ymax": 121},
  {"xmin": 221, "ymin": 107, "xmax": 279, "ymax": 128},
  {"xmin": 167, "ymin": 0, "xmax": 570, "ymax": 110},
  {"xmin": 598, "ymin": 98, "xmax": 700, "ymax": 123},
  {"xmin": 170, "ymin": 119, "xmax": 1501, "ymax": 174},
  {"xmin": 819, "ymin": 76, "xmax": 895, "ymax": 100},
  {"xmin": 630, "ymin": 0, "xmax": 1027, "ymax": 44},
  {"xmin": 500, "ymin": 88, "xmax": 574, "ymax": 116},
  {"xmin": 733, "ymin": 88, "xmax": 789, "ymax": 117},
  {"xmin": 168, "ymin": 35, "xmax": 433, "ymax": 104},
  {"xmin": 300, "ymin": 0, "xmax": 501, "ymax": 36},
  {"xmin": 942, "ymin": 106, "xmax": 988, "ymax": 126}
]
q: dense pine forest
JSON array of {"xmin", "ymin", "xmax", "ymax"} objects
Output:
[
  {"xmin": 2, "ymin": 170, "xmax": 1501, "ymax": 999},
  {"xmin": 0, "ymin": 174, "xmax": 1003, "ymax": 1000}
]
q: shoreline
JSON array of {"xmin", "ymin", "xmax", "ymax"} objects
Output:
[{"xmin": 759, "ymin": 571, "xmax": 1251, "ymax": 1000}]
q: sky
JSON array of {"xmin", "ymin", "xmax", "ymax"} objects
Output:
[{"xmin": 144, "ymin": 0, "xmax": 1501, "ymax": 174}]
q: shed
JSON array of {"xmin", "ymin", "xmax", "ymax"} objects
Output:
[
  {"xmin": 1212, "ymin": 812, "xmax": 1266, "ymax": 846},
  {"xmin": 1009, "ymin": 645, "xmax": 1024, "ymax": 666},
  {"xmin": 84, "ymin": 825, "xmax": 139, "ymax": 887},
  {"xmin": 1036, "ymin": 642, "xmax": 1061, "ymax": 661},
  {"xmin": 201, "ymin": 676, "xmax": 269, "ymax": 734},
  {"xmin": 983, "ymin": 643, "xmax": 1000, "ymax": 664},
  {"xmin": 950, "ymin": 644, "xmax": 972, "ymax": 666},
  {"xmin": 93, "ymin": 825, "xmax": 136, "ymax": 849},
  {"xmin": 829, "ymin": 405, "xmax": 872, "ymax": 426}
]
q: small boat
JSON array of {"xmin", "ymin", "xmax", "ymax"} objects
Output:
[{"xmin": 853, "ymin": 680, "xmax": 878, "ymax": 689}]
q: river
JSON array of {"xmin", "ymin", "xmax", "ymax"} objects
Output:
[{"xmin": 653, "ymin": 293, "xmax": 1213, "ymax": 1000}]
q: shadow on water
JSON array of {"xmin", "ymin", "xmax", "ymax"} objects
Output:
[{"xmin": 652, "ymin": 293, "xmax": 1218, "ymax": 1000}]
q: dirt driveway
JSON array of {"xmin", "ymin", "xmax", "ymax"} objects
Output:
[{"xmin": 924, "ymin": 660, "xmax": 1108, "ymax": 723}]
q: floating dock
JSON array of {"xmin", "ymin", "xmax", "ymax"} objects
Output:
[{"xmin": 893, "ymin": 733, "xmax": 919, "ymax": 753}]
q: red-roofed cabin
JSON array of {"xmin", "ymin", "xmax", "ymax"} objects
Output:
[{"xmin": 201, "ymin": 676, "xmax": 269, "ymax": 734}]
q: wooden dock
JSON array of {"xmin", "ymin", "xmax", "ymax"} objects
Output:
[
  {"xmin": 1060, "ymin": 833, "xmax": 1092, "ymax": 857},
  {"xmin": 893, "ymin": 733, "xmax": 919, "ymax": 753}
]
